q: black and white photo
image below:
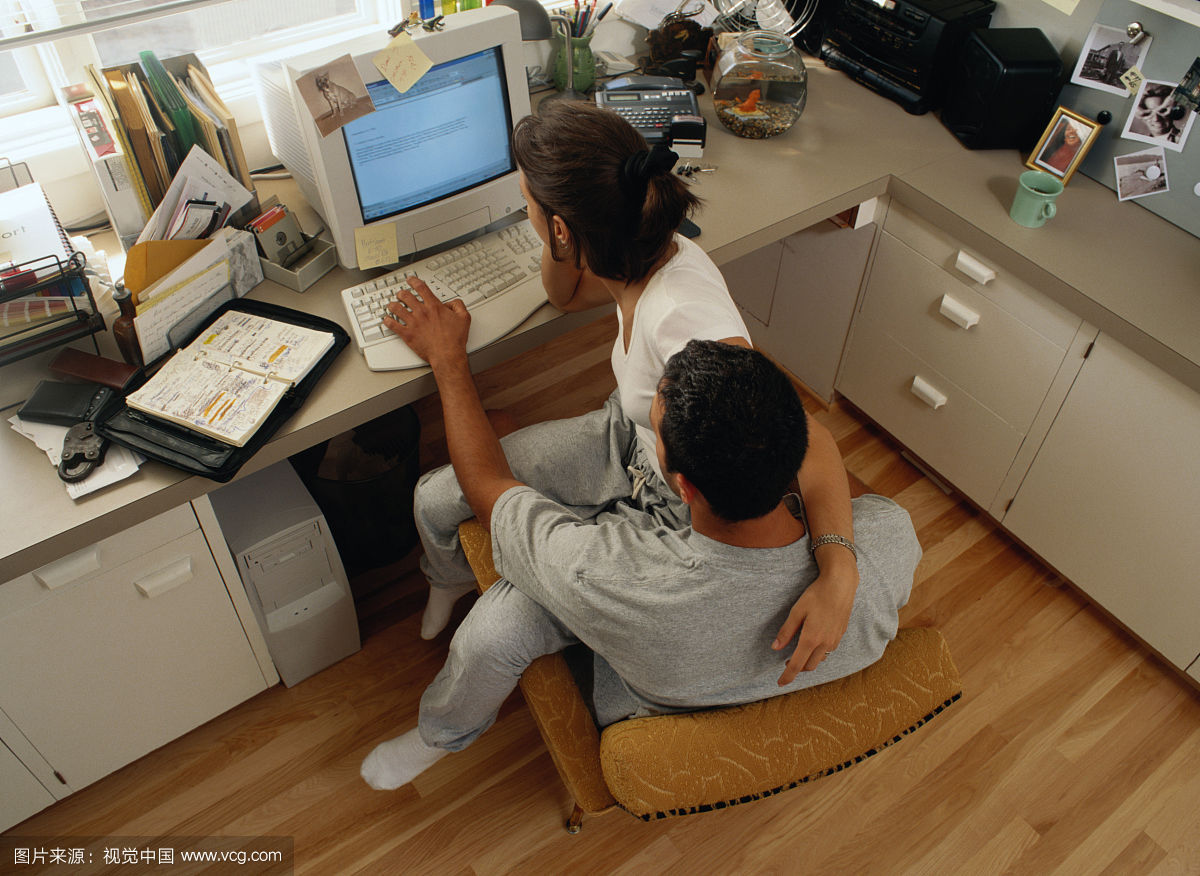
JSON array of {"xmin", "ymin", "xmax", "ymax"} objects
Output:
[
  {"xmin": 1114, "ymin": 146, "xmax": 1169, "ymax": 201},
  {"xmin": 1122, "ymin": 78, "xmax": 1195, "ymax": 152},
  {"xmin": 295, "ymin": 55, "xmax": 375, "ymax": 137},
  {"xmin": 1070, "ymin": 24, "xmax": 1153, "ymax": 97}
]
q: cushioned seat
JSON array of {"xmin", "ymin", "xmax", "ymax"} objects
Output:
[{"xmin": 458, "ymin": 520, "xmax": 962, "ymax": 830}]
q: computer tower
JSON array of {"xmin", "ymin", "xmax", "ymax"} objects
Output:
[
  {"xmin": 940, "ymin": 28, "xmax": 1063, "ymax": 150},
  {"xmin": 209, "ymin": 461, "xmax": 361, "ymax": 687}
]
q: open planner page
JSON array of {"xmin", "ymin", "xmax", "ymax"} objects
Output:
[{"xmin": 195, "ymin": 310, "xmax": 336, "ymax": 383}]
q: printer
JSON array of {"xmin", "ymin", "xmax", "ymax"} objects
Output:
[{"xmin": 819, "ymin": 0, "xmax": 996, "ymax": 114}]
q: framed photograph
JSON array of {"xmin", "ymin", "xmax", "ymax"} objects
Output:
[
  {"xmin": 1027, "ymin": 107, "xmax": 1101, "ymax": 184},
  {"xmin": 1121, "ymin": 78, "xmax": 1195, "ymax": 153},
  {"xmin": 1114, "ymin": 146, "xmax": 1170, "ymax": 201},
  {"xmin": 1070, "ymin": 23, "xmax": 1153, "ymax": 97}
]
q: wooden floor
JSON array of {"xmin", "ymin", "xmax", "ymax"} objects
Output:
[{"xmin": 9, "ymin": 315, "xmax": 1200, "ymax": 875}]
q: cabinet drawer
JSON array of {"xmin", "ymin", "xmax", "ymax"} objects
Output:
[
  {"xmin": 0, "ymin": 738, "xmax": 55, "ymax": 831},
  {"xmin": 884, "ymin": 201, "xmax": 1080, "ymax": 349},
  {"xmin": 861, "ymin": 232, "xmax": 1074, "ymax": 432},
  {"xmin": 0, "ymin": 504, "xmax": 198, "ymax": 617},
  {"xmin": 837, "ymin": 324, "xmax": 1024, "ymax": 508},
  {"xmin": 0, "ymin": 528, "xmax": 266, "ymax": 791}
]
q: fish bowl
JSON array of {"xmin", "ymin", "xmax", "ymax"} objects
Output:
[{"xmin": 711, "ymin": 30, "xmax": 808, "ymax": 139}]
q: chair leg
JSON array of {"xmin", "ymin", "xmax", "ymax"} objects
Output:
[{"xmin": 565, "ymin": 804, "xmax": 585, "ymax": 835}]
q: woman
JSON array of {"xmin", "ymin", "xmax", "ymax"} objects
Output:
[
  {"xmin": 1041, "ymin": 120, "xmax": 1081, "ymax": 174},
  {"xmin": 411, "ymin": 101, "xmax": 858, "ymax": 680}
]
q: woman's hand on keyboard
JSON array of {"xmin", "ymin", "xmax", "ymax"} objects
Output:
[{"xmin": 381, "ymin": 277, "xmax": 472, "ymax": 370}]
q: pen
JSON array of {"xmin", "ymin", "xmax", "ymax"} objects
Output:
[{"xmin": 585, "ymin": 1, "xmax": 611, "ymax": 35}]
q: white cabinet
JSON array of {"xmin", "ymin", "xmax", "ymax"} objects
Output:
[
  {"xmin": 0, "ymin": 504, "xmax": 270, "ymax": 826},
  {"xmin": 836, "ymin": 201, "xmax": 1095, "ymax": 512},
  {"xmin": 0, "ymin": 737, "xmax": 55, "ymax": 831},
  {"xmin": 724, "ymin": 220, "xmax": 875, "ymax": 403},
  {"xmin": 1003, "ymin": 334, "xmax": 1200, "ymax": 672}
]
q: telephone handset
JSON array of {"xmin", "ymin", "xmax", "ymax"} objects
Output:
[{"xmin": 595, "ymin": 75, "xmax": 706, "ymax": 157}]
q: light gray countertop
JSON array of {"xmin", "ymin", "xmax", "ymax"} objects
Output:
[{"xmin": 2, "ymin": 63, "xmax": 1196, "ymax": 582}]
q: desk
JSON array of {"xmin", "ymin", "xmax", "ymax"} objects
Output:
[{"xmin": 2, "ymin": 63, "xmax": 1198, "ymax": 584}]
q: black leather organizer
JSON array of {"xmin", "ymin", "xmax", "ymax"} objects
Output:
[{"xmin": 94, "ymin": 298, "xmax": 349, "ymax": 482}]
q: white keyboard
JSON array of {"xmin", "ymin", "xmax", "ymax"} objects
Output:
[{"xmin": 340, "ymin": 218, "xmax": 548, "ymax": 371}]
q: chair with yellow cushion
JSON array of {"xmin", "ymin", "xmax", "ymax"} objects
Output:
[{"xmin": 457, "ymin": 520, "xmax": 963, "ymax": 832}]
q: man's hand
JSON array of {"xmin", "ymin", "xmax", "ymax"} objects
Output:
[
  {"xmin": 771, "ymin": 560, "xmax": 858, "ymax": 685},
  {"xmin": 380, "ymin": 278, "xmax": 471, "ymax": 370}
]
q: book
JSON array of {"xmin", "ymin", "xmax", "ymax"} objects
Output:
[
  {"xmin": 181, "ymin": 62, "xmax": 253, "ymax": 190},
  {"xmin": 124, "ymin": 308, "xmax": 335, "ymax": 446},
  {"xmin": 138, "ymin": 50, "xmax": 200, "ymax": 159},
  {"xmin": 0, "ymin": 182, "xmax": 72, "ymax": 269},
  {"xmin": 63, "ymin": 80, "xmax": 152, "ymax": 244},
  {"xmin": 170, "ymin": 71, "xmax": 231, "ymax": 177},
  {"xmin": 85, "ymin": 64, "xmax": 155, "ymax": 219},
  {"xmin": 103, "ymin": 66, "xmax": 168, "ymax": 205},
  {"xmin": 124, "ymin": 70, "xmax": 177, "ymax": 188}
]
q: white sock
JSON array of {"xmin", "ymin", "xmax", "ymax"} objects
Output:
[
  {"xmin": 419, "ymin": 580, "xmax": 477, "ymax": 640},
  {"xmin": 360, "ymin": 729, "xmax": 449, "ymax": 791}
]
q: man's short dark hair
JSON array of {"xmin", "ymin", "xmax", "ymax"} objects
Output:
[{"xmin": 658, "ymin": 341, "xmax": 808, "ymax": 521}]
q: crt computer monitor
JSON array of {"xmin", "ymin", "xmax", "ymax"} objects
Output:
[{"xmin": 255, "ymin": 6, "xmax": 531, "ymax": 270}]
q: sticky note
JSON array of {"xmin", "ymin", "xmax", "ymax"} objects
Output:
[
  {"xmin": 1120, "ymin": 66, "xmax": 1145, "ymax": 96},
  {"xmin": 355, "ymin": 225, "xmax": 398, "ymax": 270},
  {"xmin": 373, "ymin": 33, "xmax": 433, "ymax": 94}
]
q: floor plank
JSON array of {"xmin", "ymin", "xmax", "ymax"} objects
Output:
[{"xmin": 7, "ymin": 315, "xmax": 1199, "ymax": 875}]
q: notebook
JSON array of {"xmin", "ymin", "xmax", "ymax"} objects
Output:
[
  {"xmin": 124, "ymin": 308, "xmax": 336, "ymax": 446},
  {"xmin": 0, "ymin": 182, "xmax": 72, "ymax": 269}
]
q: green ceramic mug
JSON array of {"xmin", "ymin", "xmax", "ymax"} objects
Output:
[{"xmin": 1010, "ymin": 170, "xmax": 1064, "ymax": 228}]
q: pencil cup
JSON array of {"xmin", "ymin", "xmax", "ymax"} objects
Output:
[{"xmin": 554, "ymin": 34, "xmax": 595, "ymax": 93}]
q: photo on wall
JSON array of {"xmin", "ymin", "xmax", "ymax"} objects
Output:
[
  {"xmin": 1070, "ymin": 24, "xmax": 1153, "ymax": 98},
  {"xmin": 1114, "ymin": 146, "xmax": 1170, "ymax": 201},
  {"xmin": 1121, "ymin": 78, "xmax": 1195, "ymax": 152},
  {"xmin": 1027, "ymin": 106, "xmax": 1101, "ymax": 184}
]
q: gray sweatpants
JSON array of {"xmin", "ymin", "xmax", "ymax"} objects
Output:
[{"xmin": 414, "ymin": 393, "xmax": 689, "ymax": 749}]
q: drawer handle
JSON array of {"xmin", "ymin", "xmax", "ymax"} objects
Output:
[
  {"xmin": 33, "ymin": 546, "xmax": 101, "ymax": 590},
  {"xmin": 954, "ymin": 251, "xmax": 996, "ymax": 285},
  {"xmin": 134, "ymin": 556, "xmax": 193, "ymax": 598},
  {"xmin": 938, "ymin": 294, "xmax": 981, "ymax": 330},
  {"xmin": 911, "ymin": 376, "xmax": 948, "ymax": 410}
]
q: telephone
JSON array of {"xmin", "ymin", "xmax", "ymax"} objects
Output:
[{"xmin": 595, "ymin": 75, "xmax": 706, "ymax": 157}]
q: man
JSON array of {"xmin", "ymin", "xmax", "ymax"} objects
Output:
[{"xmin": 361, "ymin": 282, "xmax": 919, "ymax": 790}]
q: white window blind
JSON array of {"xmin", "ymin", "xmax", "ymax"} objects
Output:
[{"xmin": 1, "ymin": 0, "xmax": 238, "ymax": 51}]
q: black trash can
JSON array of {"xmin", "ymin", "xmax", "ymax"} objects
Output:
[{"xmin": 290, "ymin": 405, "xmax": 421, "ymax": 575}]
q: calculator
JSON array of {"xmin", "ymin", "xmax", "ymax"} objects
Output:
[{"xmin": 595, "ymin": 75, "xmax": 706, "ymax": 157}]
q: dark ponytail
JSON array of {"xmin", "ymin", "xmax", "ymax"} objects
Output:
[{"xmin": 512, "ymin": 102, "xmax": 701, "ymax": 284}]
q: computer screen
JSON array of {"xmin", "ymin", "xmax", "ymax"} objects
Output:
[
  {"xmin": 255, "ymin": 6, "xmax": 531, "ymax": 269},
  {"xmin": 345, "ymin": 48, "xmax": 515, "ymax": 224}
]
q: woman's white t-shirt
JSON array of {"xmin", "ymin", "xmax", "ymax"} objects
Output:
[{"xmin": 611, "ymin": 234, "xmax": 750, "ymax": 480}]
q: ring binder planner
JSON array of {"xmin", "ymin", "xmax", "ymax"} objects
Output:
[{"xmin": 96, "ymin": 298, "xmax": 349, "ymax": 482}]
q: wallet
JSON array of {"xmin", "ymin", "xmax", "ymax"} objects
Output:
[
  {"xmin": 18, "ymin": 380, "xmax": 115, "ymax": 426},
  {"xmin": 50, "ymin": 347, "xmax": 141, "ymax": 391}
]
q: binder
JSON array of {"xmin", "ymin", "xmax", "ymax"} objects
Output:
[
  {"xmin": 96, "ymin": 298, "xmax": 349, "ymax": 482},
  {"xmin": 177, "ymin": 59, "xmax": 253, "ymax": 190},
  {"xmin": 85, "ymin": 64, "xmax": 155, "ymax": 219},
  {"xmin": 170, "ymin": 72, "xmax": 230, "ymax": 176},
  {"xmin": 62, "ymin": 79, "xmax": 152, "ymax": 244},
  {"xmin": 103, "ymin": 67, "xmax": 168, "ymax": 205},
  {"xmin": 138, "ymin": 50, "xmax": 201, "ymax": 159}
]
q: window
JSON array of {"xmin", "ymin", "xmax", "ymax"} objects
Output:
[
  {"xmin": 0, "ymin": 49, "xmax": 55, "ymax": 116},
  {"xmin": 83, "ymin": 0, "xmax": 364, "ymax": 69}
]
